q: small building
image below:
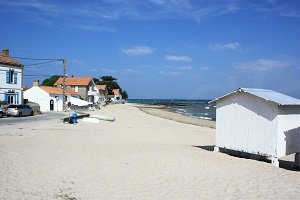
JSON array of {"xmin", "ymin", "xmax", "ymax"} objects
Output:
[
  {"xmin": 0, "ymin": 48, "xmax": 24, "ymax": 104},
  {"xmin": 211, "ymin": 88, "xmax": 300, "ymax": 168},
  {"xmin": 54, "ymin": 76, "xmax": 97, "ymax": 103},
  {"xmin": 95, "ymin": 84, "xmax": 108, "ymax": 103},
  {"xmin": 112, "ymin": 89, "xmax": 122, "ymax": 103},
  {"xmin": 24, "ymin": 81, "xmax": 88, "ymax": 112}
]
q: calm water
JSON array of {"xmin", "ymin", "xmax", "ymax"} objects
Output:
[{"xmin": 128, "ymin": 99, "xmax": 216, "ymax": 121}]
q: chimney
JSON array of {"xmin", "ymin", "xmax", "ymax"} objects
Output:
[
  {"xmin": 32, "ymin": 80, "xmax": 40, "ymax": 87},
  {"xmin": 2, "ymin": 48, "xmax": 9, "ymax": 56}
]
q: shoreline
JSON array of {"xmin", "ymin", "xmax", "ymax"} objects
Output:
[{"xmin": 130, "ymin": 103, "xmax": 216, "ymax": 129}]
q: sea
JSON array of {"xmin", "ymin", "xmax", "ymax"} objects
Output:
[{"xmin": 127, "ymin": 99, "xmax": 216, "ymax": 121}]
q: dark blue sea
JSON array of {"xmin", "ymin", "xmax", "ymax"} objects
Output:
[{"xmin": 127, "ymin": 99, "xmax": 216, "ymax": 121}]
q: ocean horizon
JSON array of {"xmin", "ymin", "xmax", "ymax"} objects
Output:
[{"xmin": 127, "ymin": 99, "xmax": 216, "ymax": 121}]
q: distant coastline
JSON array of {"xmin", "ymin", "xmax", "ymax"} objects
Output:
[{"xmin": 127, "ymin": 99, "xmax": 216, "ymax": 121}]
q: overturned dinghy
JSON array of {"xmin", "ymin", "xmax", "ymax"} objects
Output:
[{"xmin": 82, "ymin": 115, "xmax": 116, "ymax": 123}]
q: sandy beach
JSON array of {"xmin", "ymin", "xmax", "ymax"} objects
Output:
[{"xmin": 1, "ymin": 103, "xmax": 300, "ymax": 199}]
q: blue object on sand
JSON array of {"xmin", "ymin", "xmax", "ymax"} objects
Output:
[{"xmin": 72, "ymin": 113, "xmax": 77, "ymax": 124}]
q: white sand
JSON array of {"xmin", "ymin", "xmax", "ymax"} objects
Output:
[{"xmin": 0, "ymin": 104, "xmax": 300, "ymax": 199}]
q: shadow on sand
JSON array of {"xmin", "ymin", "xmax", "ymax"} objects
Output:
[{"xmin": 194, "ymin": 145, "xmax": 299, "ymax": 171}]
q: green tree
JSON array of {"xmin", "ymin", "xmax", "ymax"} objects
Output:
[
  {"xmin": 122, "ymin": 90, "xmax": 128, "ymax": 100},
  {"xmin": 41, "ymin": 75, "xmax": 61, "ymax": 86},
  {"xmin": 94, "ymin": 75, "xmax": 129, "ymax": 97},
  {"xmin": 100, "ymin": 76, "xmax": 117, "ymax": 82},
  {"xmin": 95, "ymin": 75, "xmax": 120, "ymax": 90}
]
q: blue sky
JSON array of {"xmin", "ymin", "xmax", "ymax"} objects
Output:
[{"xmin": 1, "ymin": 0, "xmax": 300, "ymax": 99}]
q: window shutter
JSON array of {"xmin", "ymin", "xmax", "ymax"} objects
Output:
[
  {"xmin": 14, "ymin": 72, "xmax": 18, "ymax": 84},
  {"xmin": 6, "ymin": 71, "xmax": 9, "ymax": 83}
]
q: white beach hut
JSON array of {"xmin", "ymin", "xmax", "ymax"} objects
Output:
[{"xmin": 211, "ymin": 88, "xmax": 300, "ymax": 168}]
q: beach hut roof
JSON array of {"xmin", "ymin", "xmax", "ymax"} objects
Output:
[{"xmin": 210, "ymin": 88, "xmax": 300, "ymax": 106}]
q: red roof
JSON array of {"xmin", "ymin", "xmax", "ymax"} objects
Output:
[
  {"xmin": 54, "ymin": 77, "xmax": 93, "ymax": 86},
  {"xmin": 40, "ymin": 86, "xmax": 78, "ymax": 95},
  {"xmin": 0, "ymin": 51, "xmax": 23, "ymax": 67},
  {"xmin": 112, "ymin": 89, "xmax": 120, "ymax": 94}
]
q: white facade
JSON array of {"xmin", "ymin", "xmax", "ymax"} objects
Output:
[
  {"xmin": 24, "ymin": 86, "xmax": 89, "ymax": 112},
  {"xmin": 87, "ymin": 86, "xmax": 98, "ymax": 103},
  {"xmin": 24, "ymin": 87, "xmax": 67, "ymax": 112},
  {"xmin": 94, "ymin": 87, "xmax": 107, "ymax": 104},
  {"xmin": 0, "ymin": 64, "xmax": 23, "ymax": 104},
  {"xmin": 213, "ymin": 88, "xmax": 300, "ymax": 167}
]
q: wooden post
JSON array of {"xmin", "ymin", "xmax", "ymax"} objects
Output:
[{"xmin": 62, "ymin": 59, "xmax": 67, "ymax": 111}]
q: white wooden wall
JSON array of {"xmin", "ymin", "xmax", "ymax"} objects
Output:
[
  {"xmin": 277, "ymin": 106, "xmax": 300, "ymax": 157},
  {"xmin": 216, "ymin": 92, "xmax": 279, "ymax": 157}
]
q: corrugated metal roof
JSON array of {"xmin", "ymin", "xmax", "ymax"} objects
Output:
[{"xmin": 210, "ymin": 88, "xmax": 300, "ymax": 106}]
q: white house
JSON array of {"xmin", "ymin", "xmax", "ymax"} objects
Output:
[
  {"xmin": 0, "ymin": 49, "xmax": 23, "ymax": 104},
  {"xmin": 24, "ymin": 81, "xmax": 89, "ymax": 112},
  {"xmin": 211, "ymin": 88, "xmax": 300, "ymax": 168},
  {"xmin": 112, "ymin": 89, "xmax": 122, "ymax": 103},
  {"xmin": 95, "ymin": 84, "xmax": 108, "ymax": 104},
  {"xmin": 54, "ymin": 76, "xmax": 97, "ymax": 104}
]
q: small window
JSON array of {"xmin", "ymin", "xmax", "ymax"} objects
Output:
[
  {"xmin": 75, "ymin": 86, "xmax": 79, "ymax": 92},
  {"xmin": 6, "ymin": 69, "xmax": 17, "ymax": 84}
]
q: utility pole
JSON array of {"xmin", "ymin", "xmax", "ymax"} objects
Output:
[{"xmin": 62, "ymin": 59, "xmax": 67, "ymax": 111}]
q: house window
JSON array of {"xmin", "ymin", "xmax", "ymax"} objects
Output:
[
  {"xmin": 75, "ymin": 86, "xmax": 79, "ymax": 92},
  {"xmin": 6, "ymin": 69, "xmax": 17, "ymax": 84},
  {"xmin": 8, "ymin": 95, "xmax": 14, "ymax": 104},
  {"xmin": 5, "ymin": 91, "xmax": 18, "ymax": 104}
]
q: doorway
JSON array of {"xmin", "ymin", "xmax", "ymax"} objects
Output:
[{"xmin": 50, "ymin": 99, "xmax": 54, "ymax": 111}]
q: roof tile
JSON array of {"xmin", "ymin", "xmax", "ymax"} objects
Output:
[
  {"xmin": 54, "ymin": 77, "xmax": 93, "ymax": 86},
  {"xmin": 0, "ymin": 52, "xmax": 23, "ymax": 67},
  {"xmin": 40, "ymin": 86, "xmax": 78, "ymax": 95}
]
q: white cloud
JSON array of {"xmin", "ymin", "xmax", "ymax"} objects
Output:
[
  {"xmin": 235, "ymin": 59, "xmax": 292, "ymax": 72},
  {"xmin": 123, "ymin": 68, "xmax": 141, "ymax": 74},
  {"xmin": 169, "ymin": 71, "xmax": 181, "ymax": 76},
  {"xmin": 1, "ymin": 0, "xmax": 299, "ymax": 32},
  {"xmin": 210, "ymin": 42, "xmax": 241, "ymax": 51},
  {"xmin": 91, "ymin": 68, "xmax": 116, "ymax": 73},
  {"xmin": 69, "ymin": 58, "xmax": 85, "ymax": 65},
  {"xmin": 121, "ymin": 46, "xmax": 154, "ymax": 56},
  {"xmin": 90, "ymin": 68, "xmax": 99, "ymax": 72},
  {"xmin": 199, "ymin": 67, "xmax": 209, "ymax": 71},
  {"xmin": 159, "ymin": 70, "xmax": 181, "ymax": 76},
  {"xmin": 70, "ymin": 24, "xmax": 117, "ymax": 32},
  {"xmin": 179, "ymin": 65, "xmax": 193, "ymax": 70},
  {"xmin": 165, "ymin": 55, "xmax": 192, "ymax": 62}
]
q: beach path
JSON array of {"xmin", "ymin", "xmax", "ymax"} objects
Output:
[{"xmin": 0, "ymin": 104, "xmax": 299, "ymax": 199}]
